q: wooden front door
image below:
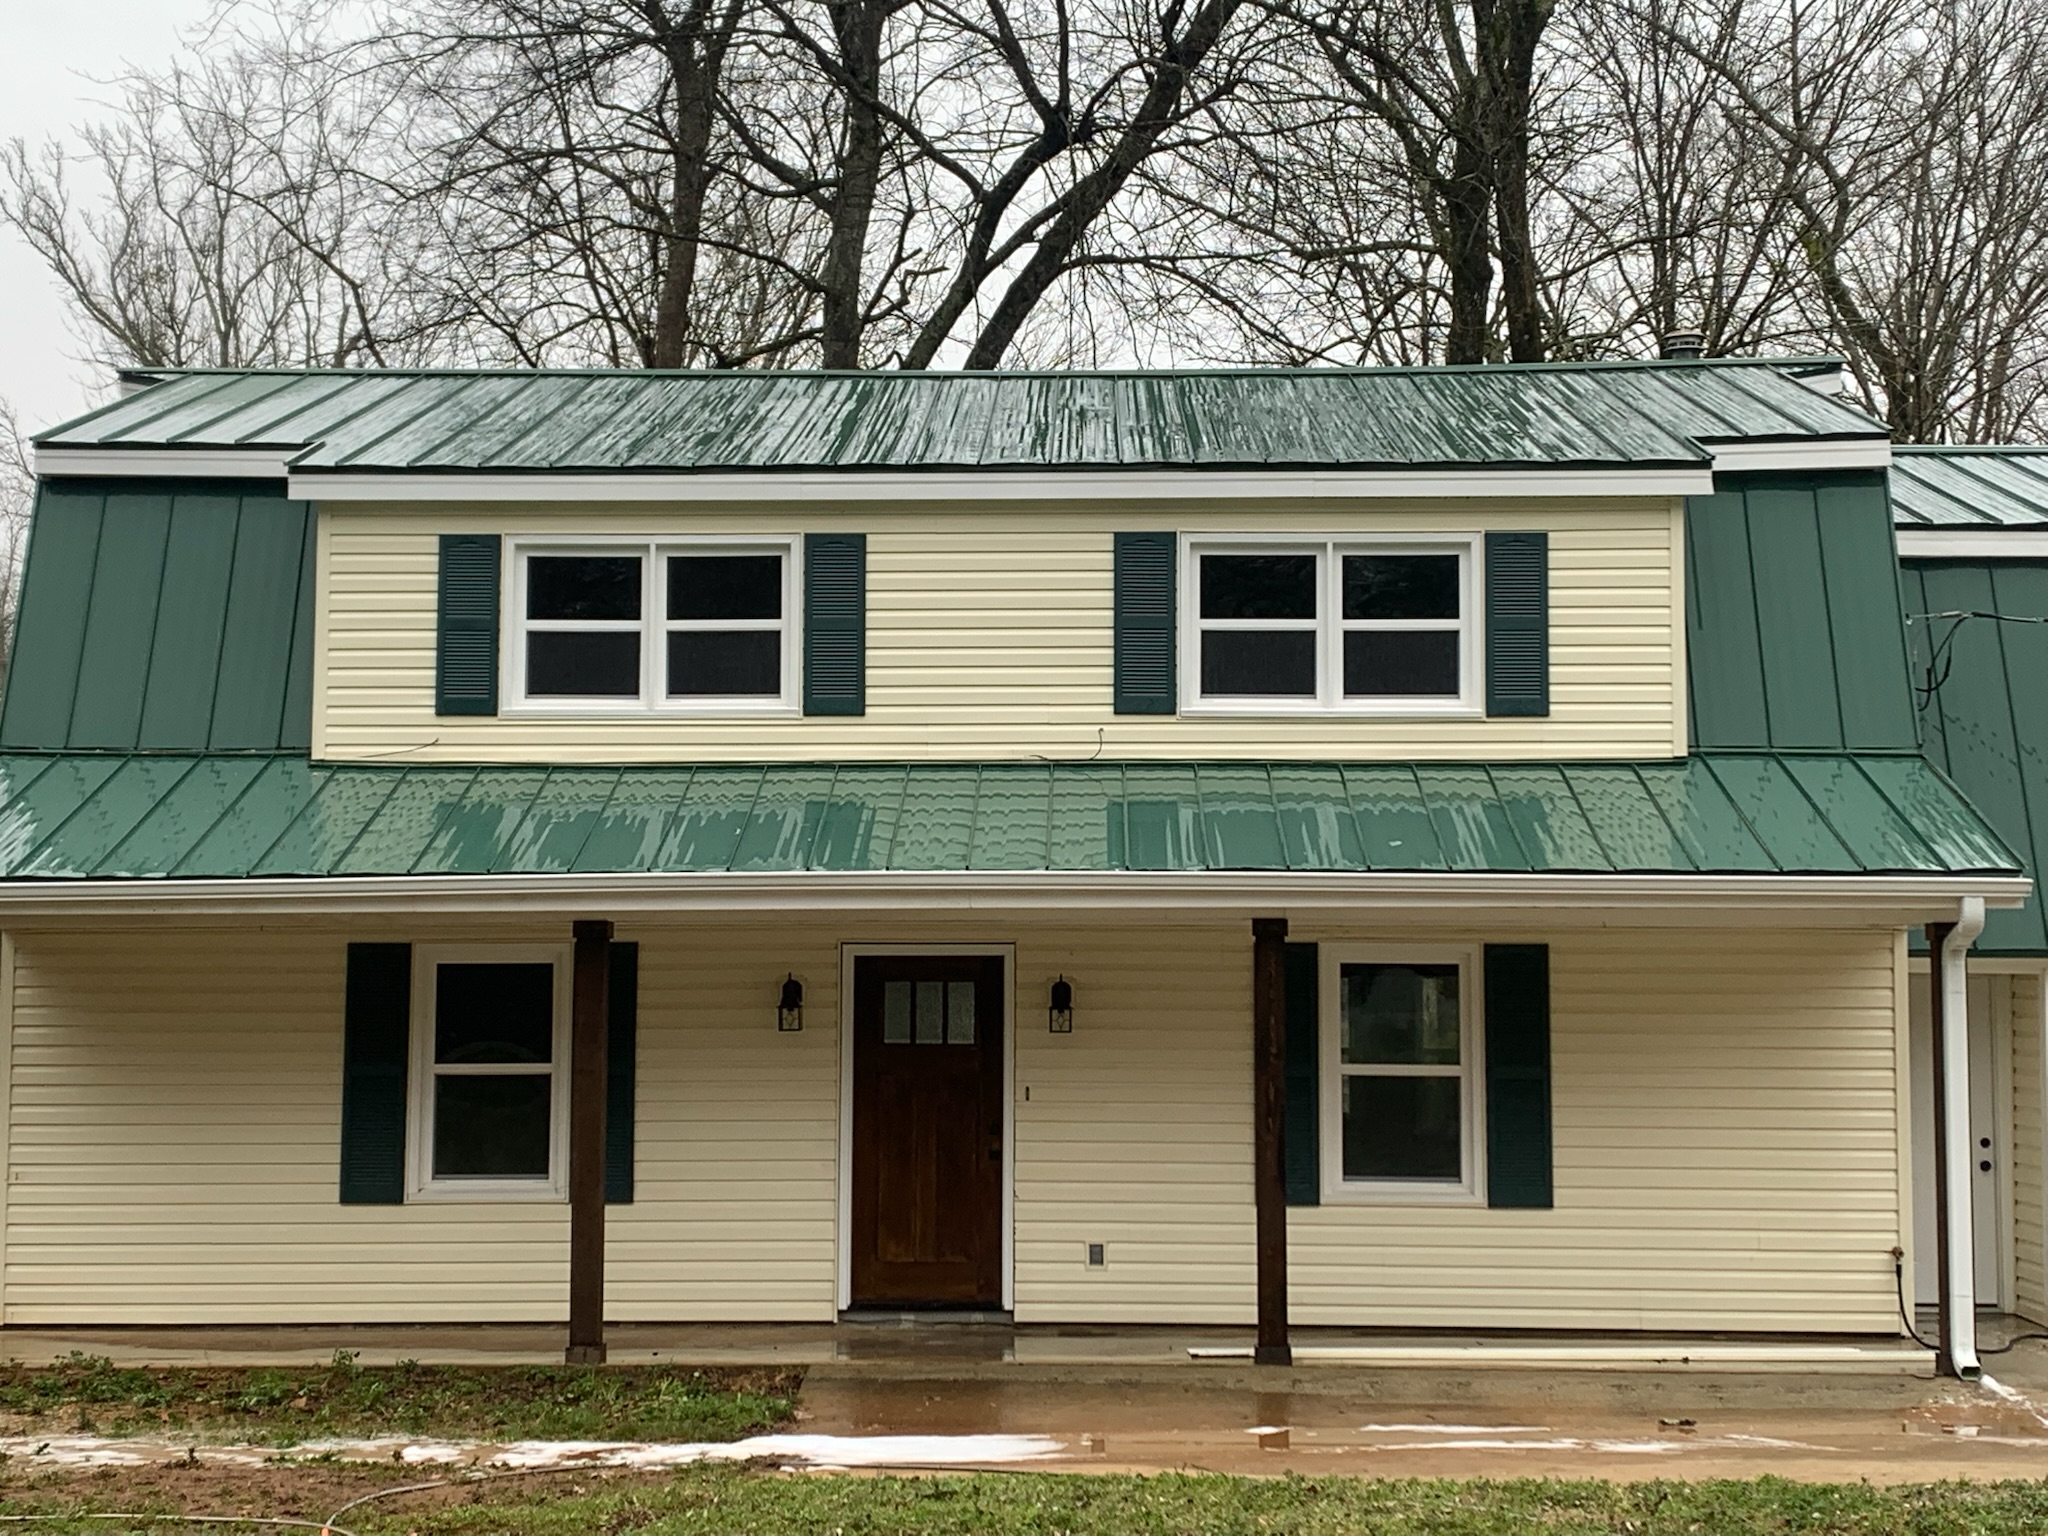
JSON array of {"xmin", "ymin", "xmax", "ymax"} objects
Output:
[{"xmin": 849, "ymin": 954, "xmax": 1004, "ymax": 1308}]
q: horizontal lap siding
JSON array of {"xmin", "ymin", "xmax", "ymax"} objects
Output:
[
  {"xmin": 2014, "ymin": 974, "xmax": 2046, "ymax": 1324},
  {"xmin": 3, "ymin": 928, "xmax": 839, "ymax": 1324},
  {"xmin": 7, "ymin": 920, "xmax": 1894, "ymax": 1332},
  {"xmin": 315, "ymin": 503, "xmax": 1681, "ymax": 762},
  {"xmin": 1015, "ymin": 926, "xmax": 1903, "ymax": 1332}
]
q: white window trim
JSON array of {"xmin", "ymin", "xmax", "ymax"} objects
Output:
[
  {"xmin": 1317, "ymin": 942, "xmax": 1487, "ymax": 1205},
  {"xmin": 406, "ymin": 942, "xmax": 574, "ymax": 1203},
  {"xmin": 501, "ymin": 534, "xmax": 801, "ymax": 717},
  {"xmin": 1178, "ymin": 532, "xmax": 1482, "ymax": 717}
]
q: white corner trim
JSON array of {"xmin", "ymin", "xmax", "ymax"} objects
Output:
[
  {"xmin": 284, "ymin": 466, "xmax": 1716, "ymax": 503},
  {"xmin": 0, "ymin": 868, "xmax": 2024, "ymax": 917},
  {"xmin": 33, "ymin": 447, "xmax": 295, "ymax": 479},
  {"xmin": 1706, "ymin": 438, "xmax": 1890, "ymax": 472},
  {"xmin": 1897, "ymin": 528, "xmax": 2048, "ymax": 560}
]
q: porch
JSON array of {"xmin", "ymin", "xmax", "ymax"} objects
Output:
[{"xmin": 0, "ymin": 1319, "xmax": 1946, "ymax": 1373}]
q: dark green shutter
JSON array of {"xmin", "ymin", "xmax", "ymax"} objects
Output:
[
  {"xmin": 1484, "ymin": 943, "xmax": 1553, "ymax": 1208},
  {"xmin": 1113, "ymin": 532, "xmax": 1176, "ymax": 713},
  {"xmin": 804, "ymin": 533, "xmax": 866, "ymax": 715},
  {"xmin": 340, "ymin": 943, "xmax": 411, "ymax": 1204},
  {"xmin": 1485, "ymin": 531, "xmax": 1549, "ymax": 717},
  {"xmin": 1283, "ymin": 942, "xmax": 1320, "ymax": 1205},
  {"xmin": 606, "ymin": 943, "xmax": 638, "ymax": 1204},
  {"xmin": 435, "ymin": 534, "xmax": 500, "ymax": 716}
]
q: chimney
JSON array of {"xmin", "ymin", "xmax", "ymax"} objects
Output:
[{"xmin": 1660, "ymin": 331, "xmax": 1705, "ymax": 361}]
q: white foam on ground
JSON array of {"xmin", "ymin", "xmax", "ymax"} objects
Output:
[
  {"xmin": 1980, "ymin": 1374, "xmax": 2048, "ymax": 1430},
  {"xmin": 0, "ymin": 1431, "xmax": 1062, "ymax": 1471}
]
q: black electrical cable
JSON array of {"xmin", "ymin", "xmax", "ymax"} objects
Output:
[
  {"xmin": 1894, "ymin": 1251, "xmax": 1941, "ymax": 1351},
  {"xmin": 1893, "ymin": 1248, "xmax": 2048, "ymax": 1355}
]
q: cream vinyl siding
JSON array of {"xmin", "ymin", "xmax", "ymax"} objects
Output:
[
  {"xmin": 1016, "ymin": 925, "xmax": 1905, "ymax": 1331},
  {"xmin": 5, "ymin": 918, "xmax": 1895, "ymax": 1331},
  {"xmin": 314, "ymin": 500, "xmax": 1684, "ymax": 763},
  {"xmin": 2, "ymin": 927, "xmax": 840, "ymax": 1324},
  {"xmin": 2013, "ymin": 973, "xmax": 2046, "ymax": 1325}
]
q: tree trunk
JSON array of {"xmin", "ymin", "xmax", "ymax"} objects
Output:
[
  {"xmin": 1483, "ymin": 0, "xmax": 1553, "ymax": 362},
  {"xmin": 819, "ymin": 1, "xmax": 892, "ymax": 368},
  {"xmin": 1441, "ymin": 138, "xmax": 1494, "ymax": 364}
]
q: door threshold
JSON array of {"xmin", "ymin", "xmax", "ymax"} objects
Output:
[{"xmin": 839, "ymin": 1309, "xmax": 1014, "ymax": 1326}]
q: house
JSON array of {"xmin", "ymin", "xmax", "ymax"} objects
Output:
[
  {"xmin": 1890, "ymin": 447, "xmax": 2048, "ymax": 1331},
  {"xmin": 0, "ymin": 361, "xmax": 2025, "ymax": 1373}
]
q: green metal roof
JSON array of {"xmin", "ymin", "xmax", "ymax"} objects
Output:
[
  {"xmin": 0, "ymin": 752, "xmax": 2012, "ymax": 881},
  {"xmin": 1902, "ymin": 561, "xmax": 2048, "ymax": 950},
  {"xmin": 1893, "ymin": 447, "xmax": 2048, "ymax": 527},
  {"xmin": 0, "ymin": 480, "xmax": 313, "ymax": 753},
  {"xmin": 34, "ymin": 360, "xmax": 1884, "ymax": 474},
  {"xmin": 1686, "ymin": 471, "xmax": 1920, "ymax": 752}
]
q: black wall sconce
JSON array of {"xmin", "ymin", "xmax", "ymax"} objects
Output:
[
  {"xmin": 1048, "ymin": 975, "xmax": 1074, "ymax": 1033},
  {"xmin": 777, "ymin": 974, "xmax": 804, "ymax": 1032}
]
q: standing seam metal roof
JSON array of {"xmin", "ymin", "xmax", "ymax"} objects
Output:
[
  {"xmin": 1892, "ymin": 447, "xmax": 2048, "ymax": 527},
  {"xmin": 35, "ymin": 360, "xmax": 1885, "ymax": 474},
  {"xmin": 0, "ymin": 751, "xmax": 2013, "ymax": 881}
]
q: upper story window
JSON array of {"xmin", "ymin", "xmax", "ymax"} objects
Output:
[
  {"xmin": 507, "ymin": 538, "xmax": 798, "ymax": 713},
  {"xmin": 1182, "ymin": 537, "xmax": 1477, "ymax": 713}
]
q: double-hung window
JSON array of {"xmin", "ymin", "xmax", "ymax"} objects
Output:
[
  {"xmin": 408, "ymin": 946, "xmax": 571, "ymax": 1201},
  {"xmin": 508, "ymin": 539, "xmax": 797, "ymax": 712},
  {"xmin": 1320, "ymin": 946, "xmax": 1482, "ymax": 1202},
  {"xmin": 1184, "ymin": 538, "xmax": 1475, "ymax": 711}
]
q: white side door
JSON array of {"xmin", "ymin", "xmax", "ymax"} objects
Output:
[{"xmin": 1909, "ymin": 973, "xmax": 2002, "ymax": 1307}]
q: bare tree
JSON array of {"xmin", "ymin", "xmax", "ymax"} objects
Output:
[
  {"xmin": 0, "ymin": 401, "xmax": 36, "ymax": 692},
  {"xmin": 0, "ymin": 12, "xmax": 439, "ymax": 372}
]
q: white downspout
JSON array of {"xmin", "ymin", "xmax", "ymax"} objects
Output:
[{"xmin": 1941, "ymin": 896, "xmax": 1986, "ymax": 1377}]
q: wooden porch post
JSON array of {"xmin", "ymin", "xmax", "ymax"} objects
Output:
[
  {"xmin": 566, "ymin": 919, "xmax": 613, "ymax": 1365},
  {"xmin": 1251, "ymin": 917, "xmax": 1291, "ymax": 1366}
]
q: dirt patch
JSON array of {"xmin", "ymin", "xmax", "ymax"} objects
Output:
[{"xmin": 0, "ymin": 1458, "xmax": 687, "ymax": 1525}]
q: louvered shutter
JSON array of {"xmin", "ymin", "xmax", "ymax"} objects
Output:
[
  {"xmin": 804, "ymin": 533, "xmax": 866, "ymax": 715},
  {"xmin": 1283, "ymin": 942, "xmax": 1320, "ymax": 1205},
  {"xmin": 1113, "ymin": 532, "xmax": 1176, "ymax": 713},
  {"xmin": 435, "ymin": 534, "xmax": 501, "ymax": 715},
  {"xmin": 606, "ymin": 943, "xmax": 638, "ymax": 1204},
  {"xmin": 1484, "ymin": 943, "xmax": 1553, "ymax": 1208},
  {"xmin": 1485, "ymin": 531, "xmax": 1549, "ymax": 717},
  {"xmin": 340, "ymin": 943, "xmax": 410, "ymax": 1204}
]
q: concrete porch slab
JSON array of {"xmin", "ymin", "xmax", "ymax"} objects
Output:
[{"xmin": 0, "ymin": 1321, "xmax": 1935, "ymax": 1376}]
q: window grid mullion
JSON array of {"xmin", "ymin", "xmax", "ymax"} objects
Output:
[{"xmin": 432, "ymin": 1061, "xmax": 556, "ymax": 1077}]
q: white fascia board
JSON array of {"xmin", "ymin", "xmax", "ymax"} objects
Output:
[
  {"xmin": 1897, "ymin": 528, "xmax": 2048, "ymax": 559},
  {"xmin": 286, "ymin": 466, "xmax": 1716, "ymax": 503},
  {"xmin": 34, "ymin": 447, "xmax": 295, "ymax": 479},
  {"xmin": 0, "ymin": 869, "xmax": 2024, "ymax": 919},
  {"xmin": 1706, "ymin": 438, "xmax": 1891, "ymax": 472}
]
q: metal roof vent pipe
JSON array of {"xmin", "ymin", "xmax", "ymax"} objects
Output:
[{"xmin": 1660, "ymin": 331, "xmax": 1706, "ymax": 360}]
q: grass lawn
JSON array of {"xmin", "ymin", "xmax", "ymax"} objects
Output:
[
  {"xmin": 12, "ymin": 1468, "xmax": 2048, "ymax": 1535},
  {"xmin": 0, "ymin": 1353, "xmax": 798, "ymax": 1444}
]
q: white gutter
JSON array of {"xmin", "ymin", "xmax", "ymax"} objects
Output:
[
  {"xmin": 280, "ymin": 466, "xmax": 1717, "ymax": 503},
  {"xmin": 33, "ymin": 448, "xmax": 294, "ymax": 479},
  {"xmin": 0, "ymin": 868, "xmax": 2023, "ymax": 918},
  {"xmin": 1939, "ymin": 895, "xmax": 1987, "ymax": 1378},
  {"xmin": 1897, "ymin": 528, "xmax": 2048, "ymax": 559},
  {"xmin": 1706, "ymin": 438, "xmax": 1889, "ymax": 471}
]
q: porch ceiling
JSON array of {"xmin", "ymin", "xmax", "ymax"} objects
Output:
[{"xmin": 0, "ymin": 752, "xmax": 2015, "ymax": 884}]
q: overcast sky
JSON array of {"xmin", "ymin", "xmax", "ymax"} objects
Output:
[{"xmin": 0, "ymin": 0, "xmax": 224, "ymax": 438}]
